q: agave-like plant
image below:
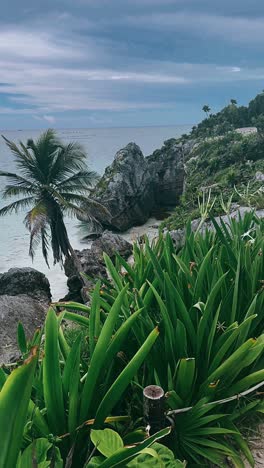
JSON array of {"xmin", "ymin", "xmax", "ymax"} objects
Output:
[
  {"xmin": 91, "ymin": 211, "xmax": 264, "ymax": 465},
  {"xmin": 0, "ymin": 286, "xmax": 159, "ymax": 467}
]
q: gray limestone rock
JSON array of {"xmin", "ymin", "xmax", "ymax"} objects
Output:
[{"xmin": 0, "ymin": 294, "xmax": 46, "ymax": 364}]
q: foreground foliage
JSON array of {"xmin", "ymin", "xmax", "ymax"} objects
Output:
[{"xmin": 0, "ymin": 212, "xmax": 263, "ymax": 466}]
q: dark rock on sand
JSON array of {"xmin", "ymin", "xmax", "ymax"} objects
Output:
[
  {"xmin": 63, "ymin": 232, "xmax": 132, "ymax": 302},
  {"xmin": 90, "ymin": 231, "xmax": 132, "ymax": 259},
  {"xmin": 0, "ymin": 267, "xmax": 51, "ymax": 302}
]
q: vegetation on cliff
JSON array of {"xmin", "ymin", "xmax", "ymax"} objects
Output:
[
  {"xmin": 191, "ymin": 91, "xmax": 264, "ymax": 139},
  {"xmin": 161, "ymin": 91, "xmax": 264, "ymax": 231}
]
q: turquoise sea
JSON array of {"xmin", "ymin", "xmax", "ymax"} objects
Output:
[{"xmin": 0, "ymin": 125, "xmax": 191, "ymax": 298}]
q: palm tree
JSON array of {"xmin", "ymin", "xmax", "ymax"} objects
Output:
[
  {"xmin": 0, "ymin": 129, "xmax": 99, "ymax": 269},
  {"xmin": 202, "ymin": 105, "xmax": 211, "ymax": 117}
]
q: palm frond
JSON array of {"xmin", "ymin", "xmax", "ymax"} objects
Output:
[
  {"xmin": 24, "ymin": 203, "xmax": 49, "ymax": 263},
  {"xmin": 24, "ymin": 202, "xmax": 48, "ymax": 231},
  {"xmin": 27, "ymin": 129, "xmax": 62, "ymax": 183},
  {"xmin": 0, "ymin": 197, "xmax": 34, "ymax": 216},
  {"xmin": 56, "ymin": 170, "xmax": 99, "ymax": 192},
  {"xmin": 41, "ymin": 226, "xmax": 50, "ymax": 267},
  {"xmin": 2, "ymin": 136, "xmax": 44, "ymax": 183},
  {"xmin": 0, "ymin": 170, "xmax": 36, "ymax": 187},
  {"xmin": 48, "ymin": 142, "xmax": 88, "ymax": 184},
  {"xmin": 2, "ymin": 185, "xmax": 37, "ymax": 199},
  {"xmin": 0, "ymin": 171, "xmax": 37, "ymax": 199}
]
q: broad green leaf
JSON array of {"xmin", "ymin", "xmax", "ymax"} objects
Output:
[
  {"xmin": 16, "ymin": 438, "xmax": 52, "ymax": 468},
  {"xmin": 91, "ymin": 429, "xmax": 123, "ymax": 457}
]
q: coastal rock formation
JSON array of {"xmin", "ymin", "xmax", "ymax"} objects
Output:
[
  {"xmin": 0, "ymin": 294, "xmax": 46, "ymax": 365},
  {"xmin": 0, "ymin": 268, "xmax": 51, "ymax": 364},
  {"xmin": 146, "ymin": 138, "xmax": 190, "ymax": 207},
  {"xmin": 87, "ymin": 139, "xmax": 194, "ymax": 231},
  {"xmin": 0, "ymin": 267, "xmax": 51, "ymax": 302},
  {"xmin": 87, "ymin": 143, "xmax": 155, "ymax": 231},
  {"xmin": 63, "ymin": 232, "xmax": 132, "ymax": 302}
]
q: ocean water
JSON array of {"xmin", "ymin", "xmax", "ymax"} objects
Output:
[{"xmin": 0, "ymin": 125, "xmax": 191, "ymax": 299}]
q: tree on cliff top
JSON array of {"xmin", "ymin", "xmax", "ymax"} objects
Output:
[
  {"xmin": 0, "ymin": 129, "xmax": 99, "ymax": 267},
  {"xmin": 202, "ymin": 105, "xmax": 211, "ymax": 117}
]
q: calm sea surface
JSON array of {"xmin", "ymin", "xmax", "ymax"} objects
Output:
[{"xmin": 0, "ymin": 125, "xmax": 191, "ymax": 299}]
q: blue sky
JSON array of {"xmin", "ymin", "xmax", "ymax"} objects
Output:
[{"xmin": 0, "ymin": 0, "xmax": 264, "ymax": 129}]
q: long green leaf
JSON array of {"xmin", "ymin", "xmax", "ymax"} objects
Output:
[
  {"xmin": 0, "ymin": 349, "xmax": 38, "ymax": 468},
  {"xmin": 79, "ymin": 285, "xmax": 129, "ymax": 423},
  {"xmin": 43, "ymin": 308, "xmax": 65, "ymax": 435},
  {"xmin": 94, "ymin": 327, "xmax": 159, "ymax": 427}
]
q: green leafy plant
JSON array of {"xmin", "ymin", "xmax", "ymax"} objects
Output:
[
  {"xmin": 95, "ymin": 212, "xmax": 264, "ymax": 465},
  {"xmin": 0, "ymin": 287, "xmax": 159, "ymax": 467},
  {"xmin": 87, "ymin": 427, "xmax": 178, "ymax": 467}
]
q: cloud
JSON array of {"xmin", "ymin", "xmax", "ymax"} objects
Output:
[
  {"xmin": 43, "ymin": 115, "xmax": 56, "ymax": 123},
  {"xmin": 0, "ymin": 6, "xmax": 264, "ymax": 125},
  {"xmin": 0, "ymin": 29, "xmax": 85, "ymax": 60},
  {"xmin": 124, "ymin": 12, "xmax": 264, "ymax": 45}
]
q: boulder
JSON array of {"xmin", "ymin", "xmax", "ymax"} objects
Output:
[
  {"xmin": 63, "ymin": 233, "xmax": 132, "ymax": 302},
  {"xmin": 91, "ymin": 231, "xmax": 132, "ymax": 259},
  {"xmin": 64, "ymin": 249, "xmax": 106, "ymax": 279},
  {"xmin": 0, "ymin": 267, "xmax": 51, "ymax": 303},
  {"xmin": 0, "ymin": 294, "xmax": 46, "ymax": 364}
]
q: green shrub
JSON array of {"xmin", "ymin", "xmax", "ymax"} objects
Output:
[
  {"xmin": 97, "ymin": 212, "xmax": 264, "ymax": 465},
  {"xmin": 0, "ymin": 291, "xmax": 159, "ymax": 467}
]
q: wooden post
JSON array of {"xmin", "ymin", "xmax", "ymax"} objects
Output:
[{"xmin": 143, "ymin": 385, "xmax": 165, "ymax": 434}]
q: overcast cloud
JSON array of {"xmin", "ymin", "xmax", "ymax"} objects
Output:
[{"xmin": 0, "ymin": 0, "xmax": 263, "ymax": 128}]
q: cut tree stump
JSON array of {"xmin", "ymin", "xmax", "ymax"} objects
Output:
[{"xmin": 143, "ymin": 385, "xmax": 165, "ymax": 434}]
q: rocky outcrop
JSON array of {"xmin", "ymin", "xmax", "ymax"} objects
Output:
[
  {"xmin": 86, "ymin": 143, "xmax": 155, "ymax": 231},
  {"xmin": 0, "ymin": 294, "xmax": 46, "ymax": 364},
  {"xmin": 63, "ymin": 232, "xmax": 132, "ymax": 302},
  {"xmin": 0, "ymin": 268, "xmax": 51, "ymax": 364},
  {"xmin": 86, "ymin": 140, "xmax": 195, "ymax": 232},
  {"xmin": 146, "ymin": 138, "xmax": 191, "ymax": 207},
  {"xmin": 0, "ymin": 267, "xmax": 51, "ymax": 302}
]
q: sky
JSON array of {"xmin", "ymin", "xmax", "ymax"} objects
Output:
[{"xmin": 0, "ymin": 0, "xmax": 264, "ymax": 129}]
